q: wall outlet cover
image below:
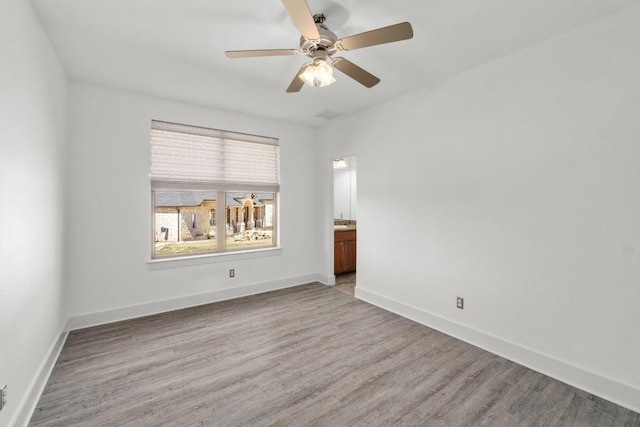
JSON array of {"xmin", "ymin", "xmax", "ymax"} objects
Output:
[{"xmin": 456, "ymin": 297, "xmax": 464, "ymax": 310}]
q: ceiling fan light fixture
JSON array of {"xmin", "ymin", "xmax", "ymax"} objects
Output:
[
  {"xmin": 314, "ymin": 59, "xmax": 336, "ymax": 86},
  {"xmin": 299, "ymin": 58, "xmax": 336, "ymax": 88},
  {"xmin": 299, "ymin": 64, "xmax": 317, "ymax": 86}
]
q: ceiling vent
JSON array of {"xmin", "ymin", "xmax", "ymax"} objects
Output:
[{"xmin": 315, "ymin": 109, "xmax": 344, "ymax": 120}]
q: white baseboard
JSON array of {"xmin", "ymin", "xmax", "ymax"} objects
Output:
[
  {"xmin": 11, "ymin": 325, "xmax": 68, "ymax": 427},
  {"xmin": 355, "ymin": 287, "xmax": 640, "ymax": 414},
  {"xmin": 318, "ymin": 274, "xmax": 336, "ymax": 286},
  {"xmin": 67, "ymin": 274, "xmax": 326, "ymax": 331}
]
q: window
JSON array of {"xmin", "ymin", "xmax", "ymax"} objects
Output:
[{"xmin": 150, "ymin": 121, "xmax": 279, "ymax": 258}]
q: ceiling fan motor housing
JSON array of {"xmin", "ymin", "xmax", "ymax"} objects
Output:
[{"xmin": 299, "ymin": 21, "xmax": 338, "ymax": 57}]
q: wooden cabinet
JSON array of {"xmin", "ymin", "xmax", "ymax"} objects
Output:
[{"xmin": 334, "ymin": 230, "xmax": 356, "ymax": 275}]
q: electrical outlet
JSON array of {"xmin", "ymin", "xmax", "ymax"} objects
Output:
[
  {"xmin": 1, "ymin": 383, "xmax": 7, "ymax": 411},
  {"xmin": 456, "ymin": 297, "xmax": 464, "ymax": 310},
  {"xmin": 229, "ymin": 269, "xmax": 235, "ymax": 278}
]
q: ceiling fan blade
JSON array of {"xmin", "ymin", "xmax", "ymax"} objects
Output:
[
  {"xmin": 332, "ymin": 57, "xmax": 380, "ymax": 88},
  {"xmin": 286, "ymin": 64, "xmax": 309, "ymax": 93},
  {"xmin": 281, "ymin": 0, "xmax": 320, "ymax": 40},
  {"xmin": 337, "ymin": 22, "xmax": 413, "ymax": 51},
  {"xmin": 225, "ymin": 49, "xmax": 300, "ymax": 59}
]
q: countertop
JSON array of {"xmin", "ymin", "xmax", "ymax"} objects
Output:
[{"xmin": 334, "ymin": 224, "xmax": 357, "ymax": 231}]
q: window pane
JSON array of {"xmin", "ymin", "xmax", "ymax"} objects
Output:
[
  {"xmin": 154, "ymin": 191, "xmax": 217, "ymax": 257},
  {"xmin": 225, "ymin": 192, "xmax": 274, "ymax": 251}
]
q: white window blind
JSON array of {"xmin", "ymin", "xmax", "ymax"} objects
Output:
[{"xmin": 150, "ymin": 120, "xmax": 280, "ymax": 192}]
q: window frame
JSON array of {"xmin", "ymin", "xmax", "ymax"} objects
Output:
[{"xmin": 149, "ymin": 120, "xmax": 280, "ymax": 261}]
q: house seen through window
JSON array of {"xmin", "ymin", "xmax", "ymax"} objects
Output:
[{"xmin": 150, "ymin": 121, "xmax": 279, "ymax": 258}]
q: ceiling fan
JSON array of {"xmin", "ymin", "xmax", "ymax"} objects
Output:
[{"xmin": 225, "ymin": 0, "xmax": 413, "ymax": 92}]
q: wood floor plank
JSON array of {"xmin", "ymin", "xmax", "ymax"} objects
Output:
[{"xmin": 29, "ymin": 284, "xmax": 639, "ymax": 426}]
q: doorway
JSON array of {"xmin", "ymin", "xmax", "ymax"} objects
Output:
[{"xmin": 333, "ymin": 155, "xmax": 357, "ymax": 297}]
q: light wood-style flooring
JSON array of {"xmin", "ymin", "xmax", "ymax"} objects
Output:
[{"xmin": 30, "ymin": 284, "xmax": 639, "ymax": 426}]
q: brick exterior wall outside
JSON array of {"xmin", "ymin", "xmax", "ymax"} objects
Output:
[{"xmin": 155, "ymin": 206, "xmax": 214, "ymax": 242}]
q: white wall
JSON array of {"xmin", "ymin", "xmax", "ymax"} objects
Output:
[
  {"xmin": 319, "ymin": 6, "xmax": 640, "ymax": 411},
  {"xmin": 65, "ymin": 82, "xmax": 321, "ymax": 320},
  {"xmin": 333, "ymin": 169, "xmax": 350, "ymax": 220},
  {"xmin": 333, "ymin": 156, "xmax": 357, "ymax": 221},
  {"xmin": 0, "ymin": 0, "xmax": 68, "ymax": 425}
]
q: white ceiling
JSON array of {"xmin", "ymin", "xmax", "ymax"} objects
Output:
[{"xmin": 33, "ymin": 0, "xmax": 640, "ymax": 127}]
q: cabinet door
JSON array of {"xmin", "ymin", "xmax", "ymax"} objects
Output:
[
  {"xmin": 334, "ymin": 241, "xmax": 344, "ymax": 274},
  {"xmin": 343, "ymin": 239, "xmax": 357, "ymax": 272}
]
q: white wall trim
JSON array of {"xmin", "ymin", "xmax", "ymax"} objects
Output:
[
  {"xmin": 355, "ymin": 287, "xmax": 640, "ymax": 414},
  {"xmin": 11, "ymin": 324, "xmax": 68, "ymax": 427},
  {"xmin": 318, "ymin": 274, "xmax": 336, "ymax": 286},
  {"xmin": 147, "ymin": 247, "xmax": 283, "ymax": 270},
  {"xmin": 67, "ymin": 274, "xmax": 326, "ymax": 331}
]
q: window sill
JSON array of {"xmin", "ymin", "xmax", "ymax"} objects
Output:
[{"xmin": 147, "ymin": 247, "xmax": 282, "ymax": 270}]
